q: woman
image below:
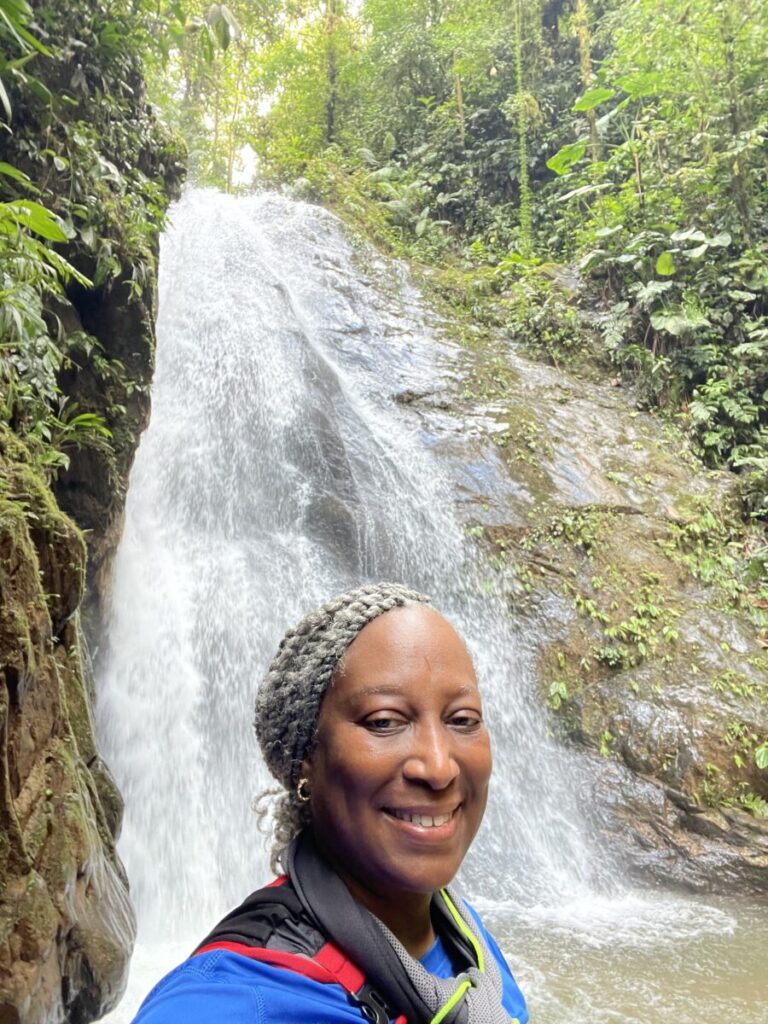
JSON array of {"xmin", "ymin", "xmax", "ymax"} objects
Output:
[{"xmin": 133, "ymin": 582, "xmax": 528, "ymax": 1024}]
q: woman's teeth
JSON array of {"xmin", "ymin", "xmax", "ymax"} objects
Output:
[{"xmin": 390, "ymin": 809, "xmax": 453, "ymax": 827}]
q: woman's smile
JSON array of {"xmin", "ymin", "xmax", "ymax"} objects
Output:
[
  {"xmin": 382, "ymin": 804, "xmax": 462, "ymax": 844},
  {"xmin": 383, "ymin": 805, "xmax": 460, "ymax": 828}
]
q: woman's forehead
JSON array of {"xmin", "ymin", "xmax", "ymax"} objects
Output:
[{"xmin": 332, "ymin": 605, "xmax": 478, "ymax": 689}]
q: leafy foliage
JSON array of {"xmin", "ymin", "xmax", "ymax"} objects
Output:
[{"xmin": 1, "ymin": 0, "xmax": 184, "ymax": 473}]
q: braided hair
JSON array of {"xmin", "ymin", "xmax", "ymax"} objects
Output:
[{"xmin": 255, "ymin": 581, "xmax": 430, "ymax": 862}]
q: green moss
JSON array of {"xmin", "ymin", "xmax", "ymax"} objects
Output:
[{"xmin": 659, "ymin": 494, "xmax": 768, "ymax": 628}]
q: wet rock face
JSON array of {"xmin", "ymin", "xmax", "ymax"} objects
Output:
[
  {"xmin": 589, "ymin": 755, "xmax": 768, "ymax": 894},
  {"xmin": 0, "ymin": 436, "xmax": 136, "ymax": 1024},
  {"xmin": 404, "ymin": 333, "xmax": 768, "ymax": 893}
]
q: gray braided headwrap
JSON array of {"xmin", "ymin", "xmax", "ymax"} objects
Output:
[{"xmin": 255, "ymin": 581, "xmax": 430, "ymax": 860}]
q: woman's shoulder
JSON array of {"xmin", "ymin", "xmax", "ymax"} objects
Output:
[{"xmin": 131, "ymin": 949, "xmax": 369, "ymax": 1024}]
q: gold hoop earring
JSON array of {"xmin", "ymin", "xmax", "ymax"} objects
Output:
[{"xmin": 296, "ymin": 777, "xmax": 311, "ymax": 803}]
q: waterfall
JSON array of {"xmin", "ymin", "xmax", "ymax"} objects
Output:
[
  {"xmin": 97, "ymin": 190, "xmax": 763, "ymax": 1024},
  {"xmin": 97, "ymin": 189, "xmax": 594, "ymax": 941}
]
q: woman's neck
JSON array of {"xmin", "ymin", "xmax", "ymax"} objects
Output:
[{"xmin": 342, "ymin": 874, "xmax": 436, "ymax": 959}]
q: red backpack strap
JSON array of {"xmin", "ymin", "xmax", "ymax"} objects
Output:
[
  {"xmin": 313, "ymin": 940, "xmax": 366, "ymax": 992},
  {"xmin": 195, "ymin": 941, "xmax": 336, "ymax": 984},
  {"xmin": 196, "ymin": 936, "xmax": 406, "ymax": 1023},
  {"xmin": 315, "ymin": 942, "xmax": 407, "ymax": 1024}
]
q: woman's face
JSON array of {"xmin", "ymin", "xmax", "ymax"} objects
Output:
[{"xmin": 304, "ymin": 605, "xmax": 492, "ymax": 902}]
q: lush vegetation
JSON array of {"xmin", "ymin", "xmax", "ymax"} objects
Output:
[
  {"xmin": 145, "ymin": 0, "xmax": 767, "ymax": 528},
  {"xmin": 0, "ymin": 0, "xmax": 186, "ymax": 477}
]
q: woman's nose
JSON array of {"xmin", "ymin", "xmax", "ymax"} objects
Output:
[{"xmin": 402, "ymin": 722, "xmax": 460, "ymax": 789}]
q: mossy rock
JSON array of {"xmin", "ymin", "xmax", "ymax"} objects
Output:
[{"xmin": 0, "ymin": 435, "xmax": 135, "ymax": 1022}]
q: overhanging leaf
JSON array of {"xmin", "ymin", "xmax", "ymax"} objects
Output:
[
  {"xmin": 547, "ymin": 140, "xmax": 587, "ymax": 175},
  {"xmin": 0, "ymin": 160, "xmax": 30, "ymax": 184},
  {"xmin": 5, "ymin": 200, "xmax": 67, "ymax": 241},
  {"xmin": 573, "ymin": 88, "xmax": 616, "ymax": 112}
]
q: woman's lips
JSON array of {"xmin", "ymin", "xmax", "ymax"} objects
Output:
[{"xmin": 382, "ymin": 806, "xmax": 460, "ymax": 832}]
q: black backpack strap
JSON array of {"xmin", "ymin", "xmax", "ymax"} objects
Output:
[
  {"xmin": 194, "ymin": 875, "xmax": 325, "ymax": 957},
  {"xmin": 193, "ymin": 877, "xmax": 405, "ymax": 1023}
]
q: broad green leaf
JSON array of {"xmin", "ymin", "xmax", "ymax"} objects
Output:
[
  {"xmin": 38, "ymin": 450, "xmax": 70, "ymax": 469},
  {"xmin": 0, "ymin": 2, "xmax": 50, "ymax": 55},
  {"xmin": 632, "ymin": 280, "xmax": 673, "ymax": 304},
  {"xmin": 205, "ymin": 3, "xmax": 238, "ymax": 50},
  {"xmin": 651, "ymin": 308, "xmax": 710, "ymax": 336},
  {"xmin": 655, "ymin": 251, "xmax": 676, "ymax": 276},
  {"xmin": 44, "ymin": 247, "xmax": 91, "ymax": 287},
  {"xmin": 24, "ymin": 76, "xmax": 52, "ymax": 105},
  {"xmin": 670, "ymin": 228, "xmax": 706, "ymax": 243},
  {"xmin": 684, "ymin": 243, "xmax": 708, "ymax": 258},
  {"xmin": 547, "ymin": 140, "xmax": 586, "ymax": 175},
  {"xmin": 708, "ymin": 231, "xmax": 732, "ymax": 248},
  {"xmin": 6, "ymin": 200, "xmax": 67, "ymax": 241},
  {"xmin": 573, "ymin": 88, "xmax": 615, "ymax": 112},
  {"xmin": 0, "ymin": 160, "xmax": 30, "ymax": 183},
  {"xmin": 369, "ymin": 165, "xmax": 396, "ymax": 181},
  {"xmin": 65, "ymin": 412, "xmax": 112, "ymax": 437},
  {"xmin": 578, "ymin": 249, "xmax": 608, "ymax": 272},
  {"xmin": 615, "ymin": 72, "xmax": 663, "ymax": 98},
  {"xmin": 80, "ymin": 224, "xmax": 97, "ymax": 248},
  {"xmin": 756, "ymin": 743, "xmax": 768, "ymax": 770}
]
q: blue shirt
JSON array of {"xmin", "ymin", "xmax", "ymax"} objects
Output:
[{"xmin": 133, "ymin": 902, "xmax": 528, "ymax": 1024}]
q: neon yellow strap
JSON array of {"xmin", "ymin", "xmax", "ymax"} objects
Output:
[
  {"xmin": 427, "ymin": 890, "xmax": 487, "ymax": 1024},
  {"xmin": 438, "ymin": 889, "xmax": 485, "ymax": 972},
  {"xmin": 429, "ymin": 979, "xmax": 472, "ymax": 1024}
]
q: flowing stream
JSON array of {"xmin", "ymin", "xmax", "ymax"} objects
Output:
[{"xmin": 97, "ymin": 190, "xmax": 766, "ymax": 1023}]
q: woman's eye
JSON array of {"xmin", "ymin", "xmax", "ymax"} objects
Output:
[
  {"xmin": 449, "ymin": 712, "xmax": 482, "ymax": 730},
  {"xmin": 363, "ymin": 715, "xmax": 405, "ymax": 733}
]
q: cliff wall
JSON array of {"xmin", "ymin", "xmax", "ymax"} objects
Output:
[{"xmin": 0, "ymin": 2, "xmax": 184, "ymax": 1019}]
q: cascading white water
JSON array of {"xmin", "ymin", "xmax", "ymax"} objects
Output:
[{"xmin": 97, "ymin": 190, "xmax": 766, "ymax": 1023}]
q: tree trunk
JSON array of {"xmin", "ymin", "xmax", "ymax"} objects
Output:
[
  {"xmin": 513, "ymin": 0, "xmax": 532, "ymax": 255},
  {"xmin": 574, "ymin": 0, "xmax": 601, "ymax": 162},
  {"xmin": 325, "ymin": 0, "xmax": 339, "ymax": 146},
  {"xmin": 453, "ymin": 69, "xmax": 466, "ymax": 147}
]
